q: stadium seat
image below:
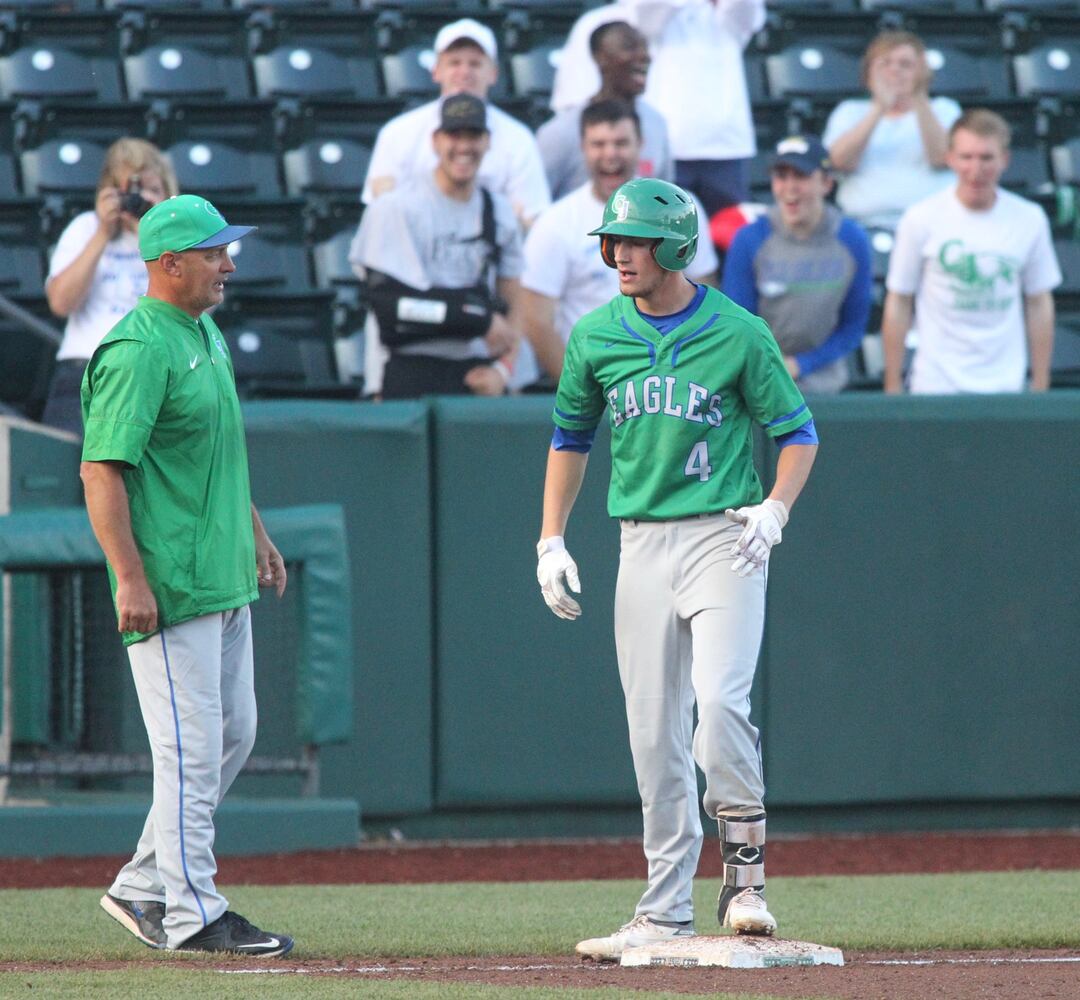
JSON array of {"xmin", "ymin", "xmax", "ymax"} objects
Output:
[
  {"xmin": 19, "ymin": 138, "xmax": 104, "ymax": 199},
  {"xmin": 1013, "ymin": 43, "xmax": 1080, "ymax": 98},
  {"xmin": 253, "ymin": 44, "xmax": 380, "ymax": 101},
  {"xmin": 983, "ymin": 0, "xmax": 1080, "ymax": 11},
  {"xmin": 123, "ymin": 43, "xmax": 251, "ymax": 101},
  {"xmin": 859, "ymin": 0, "xmax": 980, "ymax": 10},
  {"xmin": 215, "ymin": 231, "xmax": 309, "ymax": 292},
  {"xmin": 0, "ymin": 198, "xmax": 47, "ymax": 302},
  {"xmin": 282, "ymin": 137, "xmax": 371, "ymax": 200},
  {"xmin": 765, "ymin": 43, "xmax": 862, "ymax": 99},
  {"xmin": 1053, "ymin": 238, "xmax": 1080, "ymax": 296},
  {"xmin": 765, "ymin": 0, "xmax": 859, "ymax": 9},
  {"xmin": 865, "ymin": 227, "xmax": 895, "ymax": 283},
  {"xmin": 311, "ymin": 224, "xmax": 361, "ymax": 289},
  {"xmin": 380, "ymin": 45, "xmax": 439, "ymax": 100},
  {"xmin": 214, "ymin": 294, "xmax": 354, "ymax": 399},
  {"xmin": 165, "ymin": 140, "xmax": 282, "ymax": 200},
  {"xmin": 0, "ymin": 45, "xmax": 122, "ymax": 103},
  {"xmin": 1000, "ymin": 142, "xmax": 1052, "ymax": 194},
  {"xmin": 924, "ymin": 44, "xmax": 1010, "ymax": 100},
  {"xmin": 1051, "ymin": 136, "xmax": 1080, "ymax": 184},
  {"xmin": 509, "ymin": 44, "xmax": 560, "ymax": 99}
]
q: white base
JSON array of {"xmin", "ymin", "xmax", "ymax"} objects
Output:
[{"xmin": 620, "ymin": 935, "xmax": 845, "ymax": 969}]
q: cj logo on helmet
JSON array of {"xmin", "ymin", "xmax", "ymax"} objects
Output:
[{"xmin": 613, "ymin": 194, "xmax": 630, "ymax": 222}]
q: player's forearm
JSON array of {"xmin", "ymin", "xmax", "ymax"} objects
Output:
[
  {"xmin": 1024, "ymin": 292, "xmax": 1055, "ymax": 391},
  {"xmin": 768, "ymin": 444, "xmax": 816, "ymax": 512},
  {"xmin": 540, "ymin": 447, "xmax": 589, "ymax": 539},
  {"xmin": 80, "ymin": 461, "xmax": 147, "ymax": 584},
  {"xmin": 881, "ymin": 292, "xmax": 913, "ymax": 393}
]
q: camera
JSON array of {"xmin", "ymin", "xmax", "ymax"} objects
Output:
[{"xmin": 119, "ymin": 176, "xmax": 153, "ymax": 218}]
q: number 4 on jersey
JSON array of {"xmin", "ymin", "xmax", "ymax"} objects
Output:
[{"xmin": 684, "ymin": 441, "xmax": 712, "ymax": 482}]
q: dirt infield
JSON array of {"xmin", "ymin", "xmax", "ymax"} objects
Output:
[{"xmin": 3, "ymin": 830, "xmax": 1078, "ymax": 999}]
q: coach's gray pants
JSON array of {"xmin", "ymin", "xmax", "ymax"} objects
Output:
[
  {"xmin": 615, "ymin": 516, "xmax": 766, "ymax": 925},
  {"xmin": 108, "ymin": 607, "xmax": 257, "ymax": 948}
]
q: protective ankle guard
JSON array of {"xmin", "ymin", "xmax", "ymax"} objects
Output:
[{"xmin": 715, "ymin": 812, "xmax": 766, "ymax": 922}]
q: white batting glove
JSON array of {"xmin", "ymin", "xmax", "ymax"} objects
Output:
[
  {"xmin": 724, "ymin": 499, "xmax": 789, "ymax": 577},
  {"xmin": 536, "ymin": 536, "xmax": 582, "ymax": 620}
]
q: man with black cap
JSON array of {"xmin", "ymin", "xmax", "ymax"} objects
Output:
[
  {"xmin": 723, "ymin": 135, "xmax": 872, "ymax": 393},
  {"xmin": 82, "ymin": 194, "xmax": 293, "ymax": 957},
  {"xmin": 363, "ymin": 17, "xmax": 549, "ymax": 228},
  {"xmin": 350, "ymin": 94, "xmax": 526, "ymax": 399}
]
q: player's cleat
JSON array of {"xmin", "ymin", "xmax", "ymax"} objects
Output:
[
  {"xmin": 575, "ymin": 914, "xmax": 695, "ymax": 961},
  {"xmin": 716, "ymin": 812, "xmax": 776, "ymax": 935},
  {"xmin": 720, "ymin": 886, "xmax": 777, "ymax": 936},
  {"xmin": 100, "ymin": 892, "xmax": 167, "ymax": 949},
  {"xmin": 177, "ymin": 911, "xmax": 294, "ymax": 957}
]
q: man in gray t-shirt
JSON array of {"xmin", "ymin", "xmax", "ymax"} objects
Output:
[
  {"xmin": 350, "ymin": 95, "xmax": 525, "ymax": 398},
  {"xmin": 537, "ymin": 21, "xmax": 671, "ymax": 200}
]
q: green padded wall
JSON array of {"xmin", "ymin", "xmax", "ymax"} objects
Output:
[
  {"xmin": 431, "ymin": 397, "xmax": 637, "ymax": 807},
  {"xmin": 761, "ymin": 393, "xmax": 1080, "ymax": 805},
  {"xmin": 242, "ymin": 401, "xmax": 433, "ymax": 814}
]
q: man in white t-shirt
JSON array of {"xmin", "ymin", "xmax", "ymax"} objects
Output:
[
  {"xmin": 550, "ymin": 0, "xmax": 765, "ymax": 217},
  {"xmin": 882, "ymin": 109, "xmax": 1061, "ymax": 394},
  {"xmin": 520, "ymin": 99, "xmax": 717, "ymax": 383},
  {"xmin": 362, "ymin": 18, "xmax": 550, "ymax": 228}
]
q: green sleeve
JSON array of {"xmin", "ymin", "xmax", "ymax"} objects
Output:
[
  {"xmin": 81, "ymin": 340, "xmax": 169, "ymax": 467},
  {"xmin": 737, "ymin": 318, "xmax": 812, "ymax": 437},
  {"xmin": 552, "ymin": 323, "xmax": 607, "ymax": 432}
]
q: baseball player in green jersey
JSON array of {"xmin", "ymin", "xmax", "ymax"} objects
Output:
[
  {"xmin": 81, "ymin": 195, "xmax": 293, "ymax": 957},
  {"xmin": 536, "ymin": 178, "xmax": 818, "ymax": 960}
]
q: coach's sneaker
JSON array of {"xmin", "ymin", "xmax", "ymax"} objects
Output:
[
  {"xmin": 178, "ymin": 911, "xmax": 294, "ymax": 957},
  {"xmin": 99, "ymin": 892, "xmax": 166, "ymax": 949},
  {"xmin": 721, "ymin": 887, "xmax": 777, "ymax": 936},
  {"xmin": 575, "ymin": 914, "xmax": 695, "ymax": 961}
]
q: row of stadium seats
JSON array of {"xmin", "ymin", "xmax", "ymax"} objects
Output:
[{"xmin": 4, "ymin": 0, "xmax": 1080, "ymax": 12}]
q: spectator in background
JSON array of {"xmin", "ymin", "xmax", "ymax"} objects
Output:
[
  {"xmin": 362, "ymin": 18, "xmax": 550, "ymax": 229},
  {"xmin": 350, "ymin": 95, "xmax": 525, "ymax": 399},
  {"xmin": 882, "ymin": 110, "xmax": 1060, "ymax": 394},
  {"xmin": 41, "ymin": 138, "xmax": 176, "ymax": 435},
  {"xmin": 550, "ymin": 0, "xmax": 765, "ymax": 217},
  {"xmin": 723, "ymin": 136, "xmax": 871, "ymax": 394},
  {"xmin": 824, "ymin": 31, "xmax": 961, "ymax": 231},
  {"xmin": 536, "ymin": 21, "xmax": 671, "ymax": 200},
  {"xmin": 520, "ymin": 100, "xmax": 717, "ymax": 385}
]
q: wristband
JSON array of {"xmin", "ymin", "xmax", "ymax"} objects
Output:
[{"xmin": 493, "ymin": 360, "xmax": 512, "ymax": 384}]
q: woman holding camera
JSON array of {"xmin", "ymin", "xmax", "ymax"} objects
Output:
[{"xmin": 41, "ymin": 138, "xmax": 178, "ymax": 435}]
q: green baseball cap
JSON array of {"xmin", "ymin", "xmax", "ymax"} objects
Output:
[{"xmin": 139, "ymin": 194, "xmax": 256, "ymax": 262}]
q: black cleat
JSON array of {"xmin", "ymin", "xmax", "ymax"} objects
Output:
[
  {"xmin": 100, "ymin": 892, "xmax": 167, "ymax": 949},
  {"xmin": 178, "ymin": 910, "xmax": 294, "ymax": 957}
]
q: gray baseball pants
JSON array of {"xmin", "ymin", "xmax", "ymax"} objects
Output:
[
  {"xmin": 615, "ymin": 515, "xmax": 767, "ymax": 925},
  {"xmin": 108, "ymin": 606, "xmax": 257, "ymax": 948}
]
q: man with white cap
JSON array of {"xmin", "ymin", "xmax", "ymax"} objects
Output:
[{"xmin": 363, "ymin": 17, "xmax": 551, "ymax": 228}]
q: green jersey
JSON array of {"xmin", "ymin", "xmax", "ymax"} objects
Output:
[
  {"xmin": 82, "ymin": 296, "xmax": 258, "ymax": 645},
  {"xmin": 553, "ymin": 285, "xmax": 810, "ymax": 520}
]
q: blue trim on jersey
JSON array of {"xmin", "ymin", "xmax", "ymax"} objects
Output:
[
  {"xmin": 776, "ymin": 417, "xmax": 818, "ymax": 448},
  {"xmin": 765, "ymin": 403, "xmax": 808, "ymax": 429},
  {"xmin": 552, "ymin": 425, "xmax": 596, "ymax": 453},
  {"xmin": 161, "ymin": 630, "xmax": 208, "ymax": 928},
  {"xmin": 635, "ymin": 283, "xmax": 707, "ymax": 335},
  {"xmin": 670, "ymin": 313, "xmax": 720, "ymax": 367},
  {"xmin": 620, "ymin": 319, "xmax": 657, "ymax": 366}
]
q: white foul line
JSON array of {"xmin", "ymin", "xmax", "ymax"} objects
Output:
[{"xmin": 865, "ymin": 956, "xmax": 1080, "ymax": 967}]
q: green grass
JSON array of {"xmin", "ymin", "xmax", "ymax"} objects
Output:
[{"xmin": 2, "ymin": 872, "xmax": 1077, "ymax": 998}]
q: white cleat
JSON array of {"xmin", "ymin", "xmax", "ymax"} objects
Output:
[
  {"xmin": 575, "ymin": 914, "xmax": 695, "ymax": 962},
  {"xmin": 721, "ymin": 887, "xmax": 777, "ymax": 936}
]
